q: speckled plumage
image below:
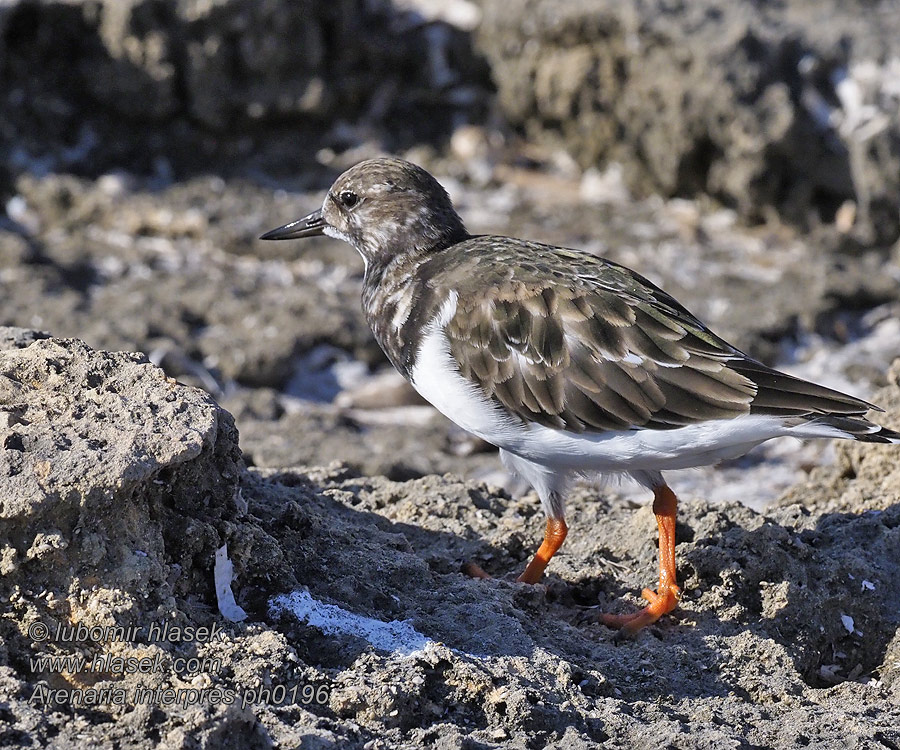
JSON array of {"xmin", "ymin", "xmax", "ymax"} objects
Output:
[
  {"xmin": 263, "ymin": 157, "xmax": 897, "ymax": 443},
  {"xmin": 262, "ymin": 157, "xmax": 900, "ymax": 633},
  {"xmin": 409, "ymin": 238, "xmax": 886, "ymax": 435}
]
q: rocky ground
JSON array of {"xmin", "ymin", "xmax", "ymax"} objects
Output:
[
  {"xmin": 2, "ymin": 0, "xmax": 900, "ymax": 747},
  {"xmin": 1, "ymin": 331, "xmax": 899, "ymax": 749},
  {"xmin": 477, "ymin": 0, "xmax": 900, "ymax": 243},
  {"xmin": 3, "ymin": 162, "xmax": 898, "ymax": 509}
]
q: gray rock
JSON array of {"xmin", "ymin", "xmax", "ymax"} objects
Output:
[
  {"xmin": 477, "ymin": 0, "xmax": 900, "ymax": 242},
  {"xmin": 0, "ymin": 0, "xmax": 492, "ymax": 179},
  {"xmin": 0, "ymin": 327, "xmax": 51, "ymax": 350},
  {"xmin": 0, "ymin": 330, "xmax": 243, "ymax": 623},
  {"xmin": 1, "ymin": 332, "xmax": 899, "ymax": 748},
  {"xmin": 2, "ymin": 0, "xmax": 899, "ymax": 241}
]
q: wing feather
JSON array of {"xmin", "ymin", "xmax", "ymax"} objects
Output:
[{"xmin": 437, "ymin": 242, "xmax": 874, "ymax": 434}]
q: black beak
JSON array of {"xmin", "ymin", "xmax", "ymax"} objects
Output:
[{"xmin": 260, "ymin": 208, "xmax": 326, "ymax": 240}]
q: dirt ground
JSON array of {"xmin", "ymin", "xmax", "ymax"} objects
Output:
[{"xmin": 1, "ymin": 331, "xmax": 899, "ymax": 749}]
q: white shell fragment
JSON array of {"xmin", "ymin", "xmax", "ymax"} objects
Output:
[{"xmin": 215, "ymin": 544, "xmax": 248, "ymax": 623}]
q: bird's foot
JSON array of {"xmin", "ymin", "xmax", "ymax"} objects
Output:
[
  {"xmin": 463, "ymin": 518, "xmax": 569, "ymax": 584},
  {"xmin": 460, "ymin": 562, "xmax": 545, "ymax": 586},
  {"xmin": 598, "ymin": 582, "xmax": 681, "ymax": 636},
  {"xmin": 461, "ymin": 561, "xmax": 492, "ymax": 579}
]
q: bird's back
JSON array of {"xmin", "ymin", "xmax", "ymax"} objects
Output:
[{"xmin": 410, "ymin": 236, "xmax": 898, "ymax": 444}]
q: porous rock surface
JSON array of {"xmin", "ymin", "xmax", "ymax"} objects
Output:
[
  {"xmin": 3, "ymin": 0, "xmax": 900, "ymax": 240},
  {"xmin": 1, "ymin": 2, "xmax": 899, "ymax": 745},
  {"xmin": 477, "ymin": 0, "xmax": 900, "ymax": 240},
  {"xmin": 0, "ymin": 0, "xmax": 492, "ymax": 183},
  {"xmin": 1, "ymin": 330, "xmax": 898, "ymax": 748},
  {"xmin": 0, "ymin": 327, "xmax": 245, "ymax": 605}
]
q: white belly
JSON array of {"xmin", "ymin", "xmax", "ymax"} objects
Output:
[{"xmin": 409, "ymin": 294, "xmax": 803, "ymax": 473}]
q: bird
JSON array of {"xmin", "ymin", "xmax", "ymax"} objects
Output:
[{"xmin": 261, "ymin": 157, "xmax": 900, "ymax": 635}]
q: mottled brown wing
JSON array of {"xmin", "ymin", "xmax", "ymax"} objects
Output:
[{"xmin": 444, "ymin": 267, "xmax": 872, "ymax": 433}]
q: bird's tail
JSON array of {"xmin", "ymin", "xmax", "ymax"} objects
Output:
[
  {"xmin": 734, "ymin": 360, "xmax": 899, "ymax": 444},
  {"xmin": 795, "ymin": 414, "xmax": 900, "ymax": 444}
]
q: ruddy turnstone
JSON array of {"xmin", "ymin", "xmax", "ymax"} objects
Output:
[{"xmin": 262, "ymin": 157, "xmax": 900, "ymax": 634}]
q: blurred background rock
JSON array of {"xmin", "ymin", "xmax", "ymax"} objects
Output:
[
  {"xmin": 3, "ymin": 0, "xmax": 899, "ymax": 234},
  {"xmin": 1, "ymin": 0, "xmax": 898, "ymax": 498}
]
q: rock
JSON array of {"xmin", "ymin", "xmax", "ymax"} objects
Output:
[
  {"xmin": 0, "ymin": 231, "xmax": 35, "ymax": 266},
  {"xmin": 476, "ymin": 0, "xmax": 900, "ymax": 241},
  {"xmin": 0, "ymin": 329, "xmax": 244, "ymax": 625},
  {"xmin": 0, "ymin": 330, "xmax": 291, "ymax": 747},
  {"xmin": 0, "ymin": 0, "xmax": 493, "ymax": 180},
  {"xmin": 232, "ymin": 396, "xmax": 500, "ymax": 482},
  {"xmin": 0, "ymin": 173, "xmax": 381, "ymax": 391},
  {"xmin": 1, "ymin": 1, "xmax": 900, "ymax": 739},
  {"xmin": 0, "ymin": 327, "xmax": 51, "ymax": 350},
  {"xmin": 1, "ymin": 332, "xmax": 899, "ymax": 747},
  {"xmin": 779, "ymin": 364, "xmax": 900, "ymax": 516},
  {"xmin": 2, "ymin": 0, "xmax": 899, "ymax": 242},
  {"xmin": 335, "ymin": 372, "xmax": 422, "ymax": 410}
]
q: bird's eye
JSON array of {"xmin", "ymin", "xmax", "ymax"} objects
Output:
[{"xmin": 337, "ymin": 191, "xmax": 359, "ymax": 209}]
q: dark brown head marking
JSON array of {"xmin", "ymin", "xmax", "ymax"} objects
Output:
[{"xmin": 262, "ymin": 157, "xmax": 469, "ymax": 265}]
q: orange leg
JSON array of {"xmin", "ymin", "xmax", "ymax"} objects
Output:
[
  {"xmin": 516, "ymin": 518, "xmax": 568, "ymax": 584},
  {"xmin": 599, "ymin": 484, "xmax": 681, "ymax": 635}
]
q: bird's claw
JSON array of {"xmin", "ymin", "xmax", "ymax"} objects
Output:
[
  {"xmin": 598, "ymin": 583, "xmax": 681, "ymax": 637},
  {"xmin": 461, "ymin": 561, "xmax": 492, "ymax": 579}
]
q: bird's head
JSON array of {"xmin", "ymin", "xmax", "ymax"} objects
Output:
[{"xmin": 260, "ymin": 158, "xmax": 468, "ymax": 266}]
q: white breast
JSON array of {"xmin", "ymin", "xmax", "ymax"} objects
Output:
[
  {"xmin": 410, "ymin": 292, "xmax": 524, "ymax": 441},
  {"xmin": 410, "ymin": 294, "xmax": 810, "ymax": 474}
]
